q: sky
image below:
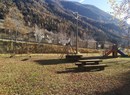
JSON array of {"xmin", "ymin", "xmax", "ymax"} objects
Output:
[
  {"xmin": 68, "ymin": 0, "xmax": 118, "ymax": 13},
  {"xmin": 68, "ymin": 0, "xmax": 130, "ymax": 24}
]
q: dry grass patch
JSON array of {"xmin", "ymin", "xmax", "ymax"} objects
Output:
[{"xmin": 0, "ymin": 55, "xmax": 130, "ymax": 95}]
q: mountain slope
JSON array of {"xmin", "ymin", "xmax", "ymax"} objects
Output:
[
  {"xmin": 60, "ymin": 0, "xmax": 118, "ymax": 23},
  {"xmin": 0, "ymin": 0, "xmax": 125, "ymax": 45},
  {"xmin": 44, "ymin": 0, "xmax": 124, "ymax": 43}
]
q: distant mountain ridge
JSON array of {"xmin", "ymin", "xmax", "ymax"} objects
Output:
[
  {"xmin": 47, "ymin": 0, "xmax": 118, "ymax": 24},
  {"xmin": 60, "ymin": 1, "xmax": 112, "ymax": 22},
  {"xmin": 44, "ymin": 0, "xmax": 124, "ymax": 43}
]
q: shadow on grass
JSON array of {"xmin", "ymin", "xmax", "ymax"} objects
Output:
[
  {"xmin": 104, "ymin": 60, "xmax": 130, "ymax": 65},
  {"xmin": 34, "ymin": 59, "xmax": 72, "ymax": 65},
  {"xmin": 21, "ymin": 56, "xmax": 31, "ymax": 61},
  {"xmin": 97, "ymin": 71, "xmax": 130, "ymax": 95},
  {"xmin": 57, "ymin": 67, "xmax": 103, "ymax": 74}
]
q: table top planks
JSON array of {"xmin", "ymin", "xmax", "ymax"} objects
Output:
[{"xmin": 78, "ymin": 59, "xmax": 102, "ymax": 62}]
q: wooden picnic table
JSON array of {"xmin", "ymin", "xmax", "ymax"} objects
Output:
[{"xmin": 75, "ymin": 59, "xmax": 107, "ymax": 70}]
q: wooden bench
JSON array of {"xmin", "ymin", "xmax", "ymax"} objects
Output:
[{"xmin": 81, "ymin": 64, "xmax": 107, "ymax": 70}]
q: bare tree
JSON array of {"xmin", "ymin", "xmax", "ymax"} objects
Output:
[
  {"xmin": 108, "ymin": 0, "xmax": 130, "ymax": 53},
  {"xmin": 34, "ymin": 25, "xmax": 45, "ymax": 43},
  {"xmin": 108, "ymin": 0, "xmax": 130, "ymax": 25}
]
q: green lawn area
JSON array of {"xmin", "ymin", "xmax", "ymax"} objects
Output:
[{"xmin": 0, "ymin": 54, "xmax": 130, "ymax": 95}]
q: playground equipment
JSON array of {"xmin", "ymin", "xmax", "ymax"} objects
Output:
[
  {"xmin": 59, "ymin": 37, "xmax": 83, "ymax": 60},
  {"xmin": 59, "ymin": 40, "xmax": 76, "ymax": 59},
  {"xmin": 103, "ymin": 44, "xmax": 128, "ymax": 57}
]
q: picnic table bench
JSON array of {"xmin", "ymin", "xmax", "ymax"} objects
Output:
[{"xmin": 78, "ymin": 64, "xmax": 107, "ymax": 70}]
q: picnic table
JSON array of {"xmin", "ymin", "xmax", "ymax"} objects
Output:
[{"xmin": 75, "ymin": 59, "xmax": 107, "ymax": 70}]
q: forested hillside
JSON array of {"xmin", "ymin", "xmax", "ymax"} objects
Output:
[{"xmin": 0, "ymin": 0, "xmax": 126, "ymax": 46}]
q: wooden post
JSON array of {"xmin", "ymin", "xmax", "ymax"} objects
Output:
[{"xmin": 112, "ymin": 44, "xmax": 118, "ymax": 57}]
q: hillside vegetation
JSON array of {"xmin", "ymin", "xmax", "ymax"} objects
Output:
[{"xmin": 0, "ymin": 0, "xmax": 126, "ymax": 46}]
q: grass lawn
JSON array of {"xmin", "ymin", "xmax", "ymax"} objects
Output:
[{"xmin": 0, "ymin": 54, "xmax": 130, "ymax": 95}]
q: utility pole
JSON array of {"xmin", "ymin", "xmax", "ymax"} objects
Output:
[
  {"xmin": 75, "ymin": 12, "xmax": 79, "ymax": 54},
  {"xmin": 65, "ymin": 12, "xmax": 83, "ymax": 60},
  {"xmin": 14, "ymin": 26, "xmax": 18, "ymax": 55},
  {"xmin": 128, "ymin": 27, "xmax": 130, "ymax": 55}
]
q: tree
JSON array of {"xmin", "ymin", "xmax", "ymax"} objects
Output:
[
  {"xmin": 34, "ymin": 25, "xmax": 45, "ymax": 43},
  {"xmin": 108, "ymin": 0, "xmax": 130, "ymax": 26},
  {"xmin": 108, "ymin": 0, "xmax": 130, "ymax": 52},
  {"xmin": 3, "ymin": 6, "xmax": 31, "ymax": 36}
]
